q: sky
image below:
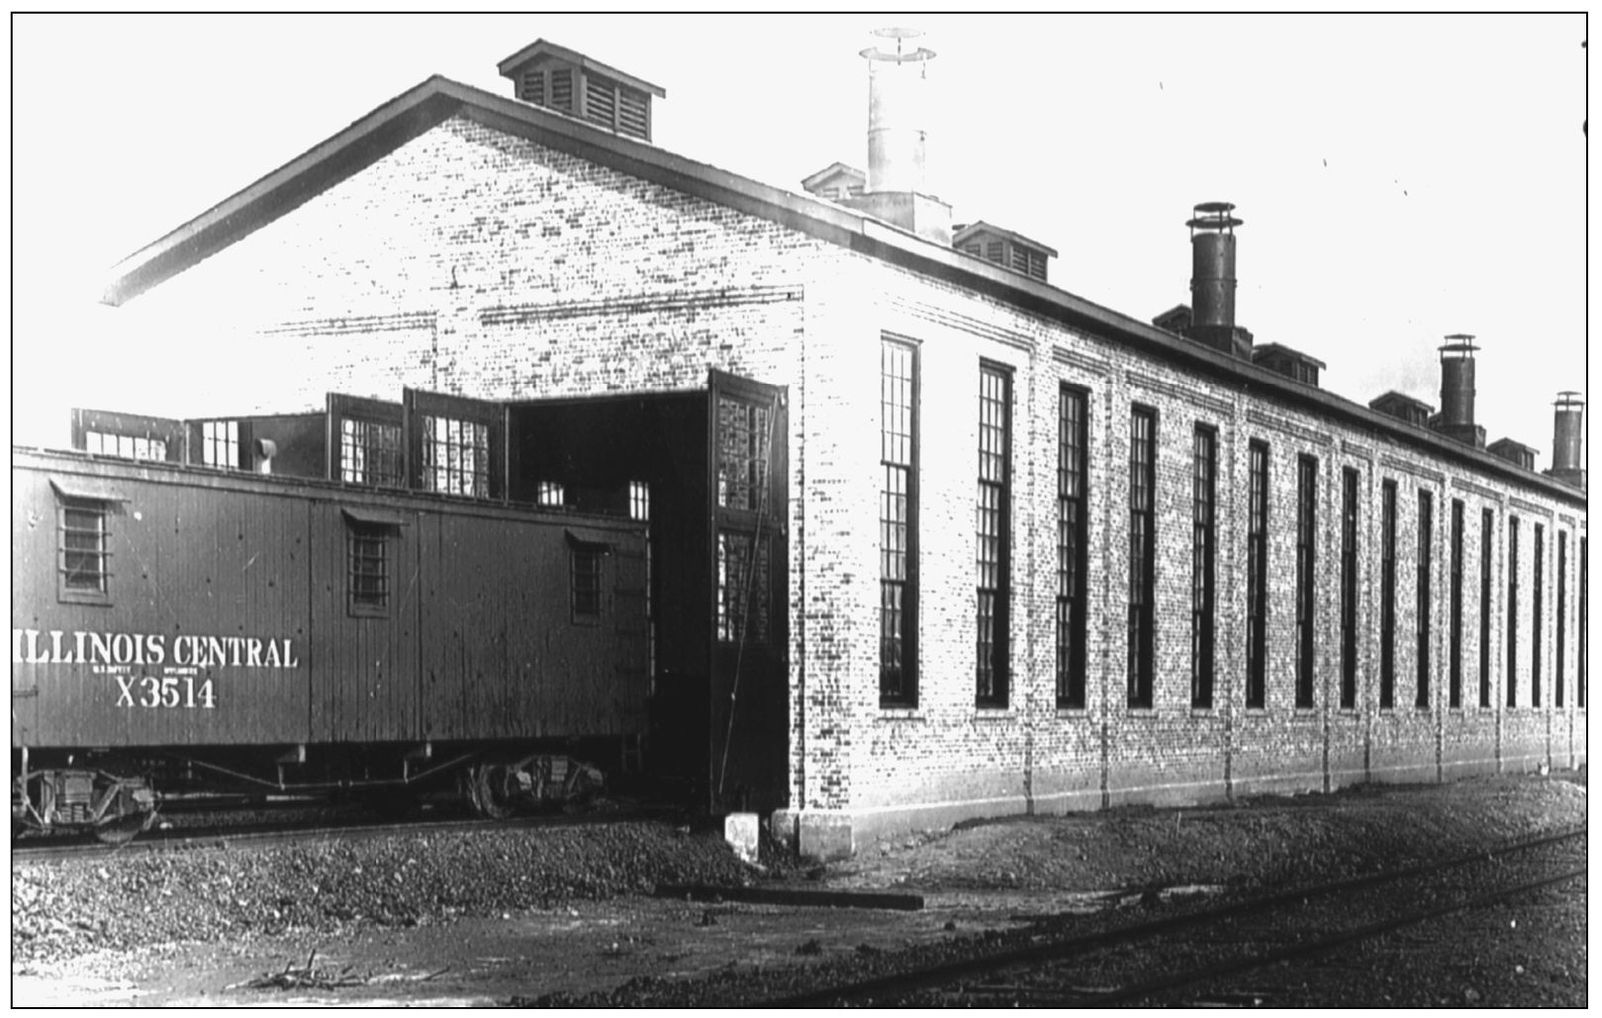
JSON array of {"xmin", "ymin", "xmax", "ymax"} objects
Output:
[{"xmin": 9, "ymin": 13, "xmax": 1590, "ymax": 465}]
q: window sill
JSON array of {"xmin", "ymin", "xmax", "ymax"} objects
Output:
[
  {"xmin": 973, "ymin": 709, "xmax": 1017, "ymax": 721},
  {"xmin": 878, "ymin": 708, "xmax": 923, "ymax": 721},
  {"xmin": 58, "ymin": 588, "xmax": 112, "ymax": 607}
]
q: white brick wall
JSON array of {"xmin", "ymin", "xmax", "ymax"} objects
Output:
[{"xmin": 114, "ymin": 112, "xmax": 1587, "ymax": 853}]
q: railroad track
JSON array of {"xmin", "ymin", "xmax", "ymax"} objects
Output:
[
  {"xmin": 774, "ymin": 826, "xmax": 1586, "ymax": 1007},
  {"xmin": 11, "ymin": 804, "xmax": 667, "ymax": 863}
]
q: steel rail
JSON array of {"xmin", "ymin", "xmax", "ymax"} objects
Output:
[
  {"xmin": 1098, "ymin": 864, "xmax": 1586, "ymax": 1006},
  {"xmin": 11, "ymin": 806, "xmax": 663, "ymax": 863},
  {"xmin": 771, "ymin": 825, "xmax": 1585, "ymax": 1006}
]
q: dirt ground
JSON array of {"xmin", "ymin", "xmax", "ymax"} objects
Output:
[
  {"xmin": 13, "ymin": 892, "xmax": 1043, "ymax": 1006},
  {"xmin": 10, "ymin": 772, "xmax": 1586, "ymax": 1007}
]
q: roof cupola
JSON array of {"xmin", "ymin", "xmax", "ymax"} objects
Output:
[{"xmin": 497, "ymin": 39, "xmax": 665, "ymax": 142}]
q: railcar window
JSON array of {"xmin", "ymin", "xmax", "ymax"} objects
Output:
[
  {"xmin": 59, "ymin": 498, "xmax": 110, "ymax": 598},
  {"xmin": 1190, "ymin": 424, "xmax": 1216, "ymax": 709},
  {"xmin": 86, "ymin": 431, "xmax": 166, "ymax": 461},
  {"xmin": 538, "ymin": 481, "xmax": 566, "ymax": 507},
  {"xmin": 340, "ymin": 418, "xmax": 404, "ymax": 486},
  {"xmin": 347, "ymin": 523, "xmax": 390, "ymax": 616},
  {"xmin": 201, "ymin": 420, "xmax": 239, "ymax": 468},
  {"xmin": 977, "ymin": 363, "xmax": 1013, "ymax": 708},
  {"xmin": 881, "ymin": 339, "xmax": 918, "ymax": 707},
  {"xmin": 717, "ymin": 530, "xmax": 769, "ymax": 644},
  {"xmin": 571, "ymin": 547, "xmax": 603, "ymax": 618},
  {"xmin": 421, "ymin": 414, "xmax": 490, "ymax": 497}
]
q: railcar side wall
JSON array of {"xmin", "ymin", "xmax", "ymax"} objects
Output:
[
  {"xmin": 12, "ymin": 462, "xmax": 312, "ymax": 749},
  {"xmin": 12, "ymin": 452, "xmax": 649, "ymax": 753},
  {"xmin": 414, "ymin": 512, "xmax": 648, "ymax": 743}
]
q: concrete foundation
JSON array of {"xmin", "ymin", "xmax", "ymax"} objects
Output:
[{"xmin": 723, "ymin": 813, "xmax": 760, "ymax": 865}]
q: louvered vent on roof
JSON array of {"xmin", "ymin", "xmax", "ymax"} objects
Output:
[
  {"xmin": 498, "ymin": 41, "xmax": 666, "ymax": 143},
  {"xmin": 953, "ymin": 222, "xmax": 1056, "ymax": 283},
  {"xmin": 549, "ymin": 69, "xmax": 574, "ymax": 113},
  {"xmin": 586, "ymin": 76, "xmax": 616, "ymax": 124},
  {"xmin": 520, "ymin": 71, "xmax": 543, "ymax": 105},
  {"xmin": 617, "ymin": 87, "xmax": 649, "ymax": 138}
]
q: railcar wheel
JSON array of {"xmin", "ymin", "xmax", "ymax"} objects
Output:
[
  {"xmin": 94, "ymin": 812, "xmax": 153, "ymax": 846},
  {"xmin": 469, "ymin": 764, "xmax": 519, "ymax": 820}
]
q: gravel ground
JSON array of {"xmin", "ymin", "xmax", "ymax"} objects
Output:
[
  {"xmin": 831, "ymin": 773, "xmax": 1588, "ymax": 895},
  {"xmin": 11, "ymin": 771, "xmax": 1586, "ymax": 1006},
  {"xmin": 531, "ymin": 774, "xmax": 1589, "ymax": 1006},
  {"xmin": 12, "ymin": 819, "xmax": 750, "ymax": 966}
]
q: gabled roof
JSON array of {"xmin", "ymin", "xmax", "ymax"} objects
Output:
[
  {"xmin": 1369, "ymin": 390, "xmax": 1435, "ymax": 415},
  {"xmin": 800, "ymin": 162, "xmax": 865, "ymax": 193},
  {"xmin": 1252, "ymin": 341, "xmax": 1328, "ymax": 371},
  {"xmin": 951, "ymin": 220, "xmax": 1058, "ymax": 258},
  {"xmin": 1150, "ymin": 303, "xmax": 1192, "ymax": 331},
  {"xmin": 496, "ymin": 38, "xmax": 665, "ymax": 97},
  {"xmin": 100, "ymin": 73, "xmax": 1584, "ymax": 508},
  {"xmin": 1488, "ymin": 437, "xmax": 1537, "ymax": 455}
]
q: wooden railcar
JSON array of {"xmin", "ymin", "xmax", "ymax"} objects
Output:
[{"xmin": 12, "ymin": 447, "xmax": 649, "ymax": 839}]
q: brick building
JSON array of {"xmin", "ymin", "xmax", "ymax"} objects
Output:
[{"xmin": 98, "ymin": 38, "xmax": 1586, "ymax": 858}]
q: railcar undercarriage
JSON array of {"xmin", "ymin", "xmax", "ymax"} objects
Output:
[{"xmin": 12, "ymin": 739, "xmax": 622, "ymax": 843}]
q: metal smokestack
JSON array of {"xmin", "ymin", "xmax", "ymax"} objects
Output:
[
  {"xmin": 1182, "ymin": 202, "xmax": 1251, "ymax": 358},
  {"xmin": 1437, "ymin": 334, "xmax": 1478, "ymax": 428},
  {"xmin": 862, "ymin": 27, "xmax": 934, "ymax": 194},
  {"xmin": 1188, "ymin": 202, "xmax": 1240, "ymax": 331},
  {"xmin": 1551, "ymin": 391, "xmax": 1584, "ymax": 473},
  {"xmin": 839, "ymin": 27, "xmax": 952, "ymax": 244},
  {"xmin": 1430, "ymin": 333, "xmax": 1485, "ymax": 447}
]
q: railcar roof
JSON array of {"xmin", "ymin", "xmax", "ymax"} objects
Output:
[{"xmin": 12, "ymin": 445, "xmax": 644, "ymax": 531}]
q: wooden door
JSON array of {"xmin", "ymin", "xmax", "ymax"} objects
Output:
[{"xmin": 706, "ymin": 369, "xmax": 788, "ymax": 814}]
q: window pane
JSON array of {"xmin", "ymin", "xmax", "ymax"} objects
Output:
[
  {"xmin": 881, "ymin": 340, "xmax": 918, "ymax": 705},
  {"xmin": 976, "ymin": 365, "xmax": 1011, "ymax": 706}
]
